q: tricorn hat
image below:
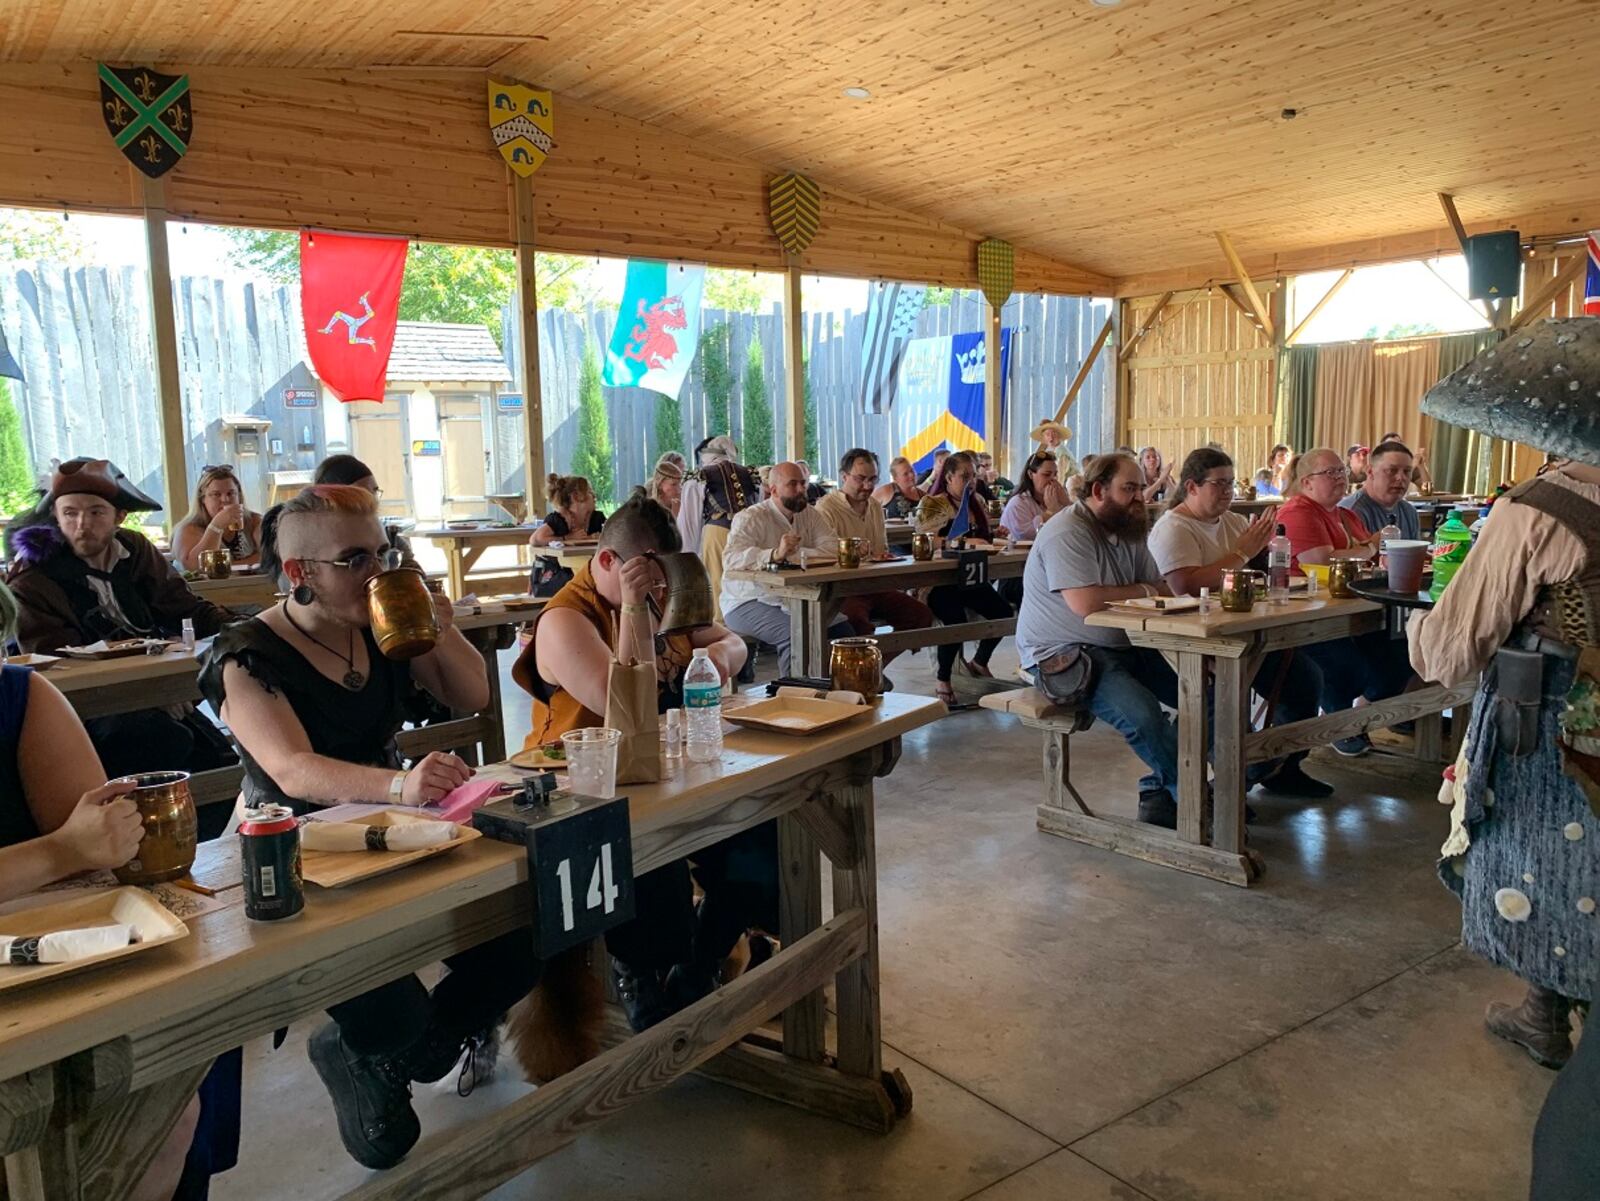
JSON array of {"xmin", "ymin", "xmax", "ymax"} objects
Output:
[
  {"xmin": 1421, "ymin": 318, "xmax": 1600, "ymax": 469},
  {"xmin": 1030, "ymin": 418, "xmax": 1071, "ymax": 443},
  {"xmin": 44, "ymin": 458, "xmax": 162, "ymax": 512}
]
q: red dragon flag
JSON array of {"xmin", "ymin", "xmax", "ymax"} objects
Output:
[
  {"xmin": 300, "ymin": 231, "xmax": 408, "ymax": 402},
  {"xmin": 602, "ymin": 260, "xmax": 706, "ymax": 400}
]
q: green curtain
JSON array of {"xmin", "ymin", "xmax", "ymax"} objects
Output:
[
  {"xmin": 1429, "ymin": 331, "xmax": 1500, "ymax": 493},
  {"xmin": 1278, "ymin": 344, "xmax": 1318, "ymax": 451}
]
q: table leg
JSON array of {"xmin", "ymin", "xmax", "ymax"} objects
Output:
[
  {"xmin": 831, "ymin": 778, "xmax": 882, "ymax": 1082},
  {"xmin": 457, "ymin": 544, "xmax": 486, "ymax": 595},
  {"xmin": 1414, "ymin": 710, "xmax": 1444, "ymax": 762},
  {"xmin": 1175, "ymin": 651, "xmax": 1210, "ymax": 845},
  {"xmin": 1211, "ymin": 655, "xmax": 1247, "ymax": 855},
  {"xmin": 778, "ymin": 812, "xmax": 825, "ymax": 1062},
  {"xmin": 475, "ymin": 636, "xmax": 507, "ymax": 765}
]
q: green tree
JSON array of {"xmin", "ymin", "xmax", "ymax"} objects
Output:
[
  {"xmin": 704, "ymin": 268, "xmax": 773, "ymax": 314},
  {"xmin": 741, "ymin": 341, "xmax": 774, "ymax": 465},
  {"xmin": 0, "ymin": 380, "xmax": 34, "ymax": 516},
  {"xmin": 570, "ymin": 343, "xmax": 615, "ymax": 505},
  {"xmin": 652, "ymin": 390, "xmax": 684, "ymax": 461},
  {"xmin": 924, "ymin": 285, "xmax": 955, "ymax": 306},
  {"xmin": 700, "ymin": 326, "xmax": 733, "ymax": 436},
  {"xmin": 0, "ymin": 209, "xmax": 89, "ymax": 262}
]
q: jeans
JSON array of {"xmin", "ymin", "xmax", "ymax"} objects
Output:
[
  {"xmin": 1034, "ymin": 645, "xmax": 1179, "ymax": 795},
  {"xmin": 1300, "ymin": 631, "xmax": 1412, "ymax": 714}
]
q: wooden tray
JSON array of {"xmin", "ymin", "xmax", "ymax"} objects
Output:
[
  {"xmin": 300, "ymin": 810, "xmax": 481, "ymax": 888},
  {"xmin": 723, "ymin": 695, "xmax": 871, "ymax": 736},
  {"xmin": 508, "ymin": 744, "xmax": 567, "ymax": 769},
  {"xmin": 7, "ymin": 652, "xmax": 62, "ymax": 671},
  {"xmin": 1108, "ymin": 595, "xmax": 1204, "ymax": 613},
  {"xmin": 57, "ymin": 639, "xmax": 165, "ymax": 660},
  {"xmin": 0, "ymin": 887, "xmax": 188, "ymax": 993}
]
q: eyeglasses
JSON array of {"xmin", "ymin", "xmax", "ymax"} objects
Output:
[
  {"xmin": 299, "ymin": 548, "xmax": 403, "ymax": 575},
  {"xmin": 1306, "ymin": 467, "xmax": 1349, "ymax": 481},
  {"xmin": 199, "ymin": 464, "xmax": 237, "ymax": 479}
]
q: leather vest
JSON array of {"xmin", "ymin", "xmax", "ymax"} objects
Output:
[{"xmin": 1507, "ymin": 478, "xmax": 1600, "ymax": 649}]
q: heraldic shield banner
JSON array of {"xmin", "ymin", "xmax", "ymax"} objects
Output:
[
  {"xmin": 488, "ymin": 80, "xmax": 554, "ymax": 177},
  {"xmin": 98, "ymin": 63, "xmax": 193, "ymax": 178},
  {"xmin": 603, "ymin": 260, "xmax": 706, "ymax": 400},
  {"xmin": 300, "ymin": 231, "xmax": 409, "ymax": 403}
]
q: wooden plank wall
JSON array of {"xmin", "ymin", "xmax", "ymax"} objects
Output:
[
  {"xmin": 0, "ymin": 64, "xmax": 1107, "ymax": 296},
  {"xmin": 1120, "ymin": 284, "xmax": 1278, "ymax": 476}
]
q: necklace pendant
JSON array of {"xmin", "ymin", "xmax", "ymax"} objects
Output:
[{"xmin": 343, "ymin": 669, "xmax": 366, "ymax": 690}]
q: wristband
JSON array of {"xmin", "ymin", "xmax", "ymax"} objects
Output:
[
  {"xmin": 621, "ymin": 602, "xmax": 649, "ymax": 616},
  {"xmin": 388, "ymin": 770, "xmax": 408, "ymax": 805}
]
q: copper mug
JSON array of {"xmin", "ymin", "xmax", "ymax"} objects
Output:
[
  {"xmin": 199, "ymin": 548, "xmax": 232, "ymax": 579},
  {"xmin": 1220, "ymin": 568, "xmax": 1263, "ymax": 613},
  {"xmin": 837, "ymin": 536, "xmax": 865, "ymax": 570},
  {"xmin": 111, "ymin": 771, "xmax": 197, "ymax": 885},
  {"xmin": 830, "ymin": 636, "xmax": 883, "ymax": 699},
  {"xmin": 1327, "ymin": 558, "xmax": 1360, "ymax": 598},
  {"xmin": 987, "ymin": 497, "xmax": 1004, "ymax": 520},
  {"xmin": 366, "ymin": 567, "xmax": 440, "ymax": 659},
  {"xmin": 911, "ymin": 532, "xmax": 936, "ymax": 561}
]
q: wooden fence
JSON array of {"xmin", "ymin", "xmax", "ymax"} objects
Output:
[{"xmin": 2, "ymin": 264, "xmax": 1113, "ymax": 507}]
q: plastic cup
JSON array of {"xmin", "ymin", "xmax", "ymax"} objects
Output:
[
  {"xmin": 561, "ymin": 727, "xmax": 621, "ymax": 798},
  {"xmin": 1385, "ymin": 540, "xmax": 1429, "ymax": 594}
]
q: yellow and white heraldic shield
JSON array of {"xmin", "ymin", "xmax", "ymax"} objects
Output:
[{"xmin": 488, "ymin": 80, "xmax": 554, "ymax": 177}]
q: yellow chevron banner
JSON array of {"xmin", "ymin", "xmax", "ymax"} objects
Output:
[
  {"xmin": 768, "ymin": 172, "xmax": 821, "ymax": 256},
  {"xmin": 977, "ymin": 239, "xmax": 1015, "ymax": 310}
]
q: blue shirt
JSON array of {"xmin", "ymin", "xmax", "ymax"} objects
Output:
[{"xmin": 1339, "ymin": 491, "xmax": 1421, "ymax": 540}]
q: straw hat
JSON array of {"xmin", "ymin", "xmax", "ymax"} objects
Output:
[
  {"xmin": 1029, "ymin": 419, "xmax": 1071, "ymax": 443},
  {"xmin": 1421, "ymin": 318, "xmax": 1600, "ymax": 468}
]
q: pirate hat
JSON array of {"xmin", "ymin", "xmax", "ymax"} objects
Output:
[
  {"xmin": 1422, "ymin": 318, "xmax": 1600, "ymax": 468},
  {"xmin": 1030, "ymin": 418, "xmax": 1071, "ymax": 442},
  {"xmin": 45, "ymin": 458, "xmax": 162, "ymax": 512}
]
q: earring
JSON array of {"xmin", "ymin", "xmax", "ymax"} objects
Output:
[{"xmin": 291, "ymin": 583, "xmax": 315, "ymax": 606}]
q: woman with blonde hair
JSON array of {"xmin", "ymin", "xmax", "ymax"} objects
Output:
[
  {"xmin": 646, "ymin": 455, "xmax": 685, "ymax": 518},
  {"xmin": 172, "ymin": 464, "xmax": 265, "ymax": 571},
  {"xmin": 872, "ymin": 455, "xmax": 925, "ymax": 519},
  {"xmin": 1137, "ymin": 446, "xmax": 1174, "ymax": 505}
]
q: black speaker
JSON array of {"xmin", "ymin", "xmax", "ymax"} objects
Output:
[{"xmin": 1466, "ymin": 231, "xmax": 1522, "ymax": 300}]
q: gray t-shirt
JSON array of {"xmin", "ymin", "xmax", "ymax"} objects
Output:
[
  {"xmin": 1338, "ymin": 491, "xmax": 1421, "ymax": 540},
  {"xmin": 1016, "ymin": 501, "xmax": 1164, "ymax": 665}
]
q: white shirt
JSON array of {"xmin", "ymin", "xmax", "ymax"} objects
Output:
[
  {"xmin": 1147, "ymin": 508, "xmax": 1249, "ymax": 588},
  {"xmin": 677, "ymin": 477, "xmax": 707, "ymax": 554},
  {"xmin": 719, "ymin": 498, "xmax": 839, "ymax": 613}
]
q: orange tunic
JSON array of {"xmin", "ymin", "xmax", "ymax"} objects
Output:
[{"xmin": 512, "ymin": 562, "xmax": 692, "ymax": 750}]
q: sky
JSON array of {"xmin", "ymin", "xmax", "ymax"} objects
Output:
[{"xmin": 36, "ymin": 211, "xmax": 1481, "ymax": 340}]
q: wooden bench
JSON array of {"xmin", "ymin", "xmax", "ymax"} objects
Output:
[{"xmin": 977, "ymin": 687, "xmax": 1091, "ymax": 818}]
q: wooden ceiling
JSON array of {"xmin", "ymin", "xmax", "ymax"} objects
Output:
[{"xmin": 7, "ymin": 0, "xmax": 1598, "ymax": 288}]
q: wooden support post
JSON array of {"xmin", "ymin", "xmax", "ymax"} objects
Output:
[
  {"xmin": 777, "ymin": 813, "xmax": 825, "ymax": 1062},
  {"xmin": 1510, "ymin": 254, "xmax": 1585, "ymax": 332},
  {"xmin": 1213, "ymin": 233, "xmax": 1275, "ymax": 342},
  {"xmin": 1117, "ymin": 291, "xmax": 1173, "ymax": 363},
  {"xmin": 1051, "ymin": 315, "xmax": 1113, "ymax": 426},
  {"xmin": 1211, "ymin": 656, "xmax": 1247, "ymax": 855},
  {"xmin": 1435, "ymin": 193, "xmax": 1496, "ymax": 325},
  {"xmin": 984, "ymin": 298, "xmax": 1004, "ymax": 477},
  {"xmin": 1176, "ymin": 652, "xmax": 1209, "ymax": 845},
  {"xmin": 1284, "ymin": 269, "xmax": 1353, "ymax": 347},
  {"xmin": 513, "ymin": 182, "xmax": 546, "ymax": 502},
  {"xmin": 830, "ymin": 778, "xmax": 882, "ymax": 1083},
  {"xmin": 142, "ymin": 176, "xmax": 187, "ymax": 528},
  {"xmin": 783, "ymin": 256, "xmax": 806, "ymax": 463}
]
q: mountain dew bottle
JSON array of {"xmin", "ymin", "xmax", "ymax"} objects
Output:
[{"xmin": 1428, "ymin": 509, "xmax": 1474, "ymax": 600}]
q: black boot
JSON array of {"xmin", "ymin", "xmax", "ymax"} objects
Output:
[
  {"xmin": 664, "ymin": 960, "xmax": 719, "ymax": 1011},
  {"xmin": 612, "ymin": 956, "xmax": 674, "ymax": 1032},
  {"xmin": 406, "ymin": 1023, "xmax": 499, "ymax": 1094},
  {"xmin": 1485, "ymin": 985, "xmax": 1574, "ymax": 1069},
  {"xmin": 1137, "ymin": 788, "xmax": 1177, "ymax": 829},
  {"xmin": 307, "ymin": 1023, "xmax": 420, "ymax": 1170}
]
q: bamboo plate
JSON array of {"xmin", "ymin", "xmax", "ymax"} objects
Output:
[
  {"xmin": 723, "ymin": 695, "xmax": 871, "ymax": 736},
  {"xmin": 0, "ymin": 887, "xmax": 188, "ymax": 993},
  {"xmin": 508, "ymin": 745, "xmax": 567, "ymax": 769},
  {"xmin": 300, "ymin": 811, "xmax": 481, "ymax": 888},
  {"xmin": 7, "ymin": 653, "xmax": 62, "ymax": 671},
  {"xmin": 58, "ymin": 639, "xmax": 165, "ymax": 660}
]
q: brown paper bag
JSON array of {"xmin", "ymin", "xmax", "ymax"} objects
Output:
[{"xmin": 604, "ymin": 656, "xmax": 661, "ymax": 785}]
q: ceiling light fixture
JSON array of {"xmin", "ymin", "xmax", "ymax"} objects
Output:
[{"xmin": 842, "ymin": 86, "xmax": 872, "ymax": 100}]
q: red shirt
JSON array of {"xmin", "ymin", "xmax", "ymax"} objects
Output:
[{"xmin": 1277, "ymin": 494, "xmax": 1371, "ymax": 570}]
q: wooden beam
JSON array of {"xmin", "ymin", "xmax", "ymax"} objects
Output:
[
  {"xmin": 1218, "ymin": 283, "xmax": 1260, "ymax": 327},
  {"xmin": 1213, "ymin": 232, "xmax": 1275, "ymax": 342},
  {"xmin": 1437, "ymin": 193, "xmax": 1471, "ymax": 255},
  {"xmin": 1283, "ymin": 268, "xmax": 1354, "ymax": 347},
  {"xmin": 1117, "ymin": 291, "xmax": 1173, "ymax": 363},
  {"xmin": 1421, "ymin": 259, "xmax": 1494, "ymax": 328},
  {"xmin": 143, "ymin": 175, "xmax": 187, "ymax": 528},
  {"xmin": 1051, "ymin": 314, "xmax": 1114, "ymax": 425},
  {"xmin": 783, "ymin": 256, "xmax": 805, "ymax": 462},
  {"xmin": 513, "ymin": 181, "xmax": 545, "ymax": 504},
  {"xmin": 984, "ymin": 299, "xmax": 1004, "ymax": 476},
  {"xmin": 1509, "ymin": 253, "xmax": 1586, "ymax": 332}
]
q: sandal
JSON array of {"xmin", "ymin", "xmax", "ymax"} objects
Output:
[{"xmin": 935, "ymin": 682, "xmax": 974, "ymax": 710}]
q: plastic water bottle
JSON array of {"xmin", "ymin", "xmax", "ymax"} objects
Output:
[
  {"xmin": 683, "ymin": 649, "xmax": 723, "ymax": 764},
  {"xmin": 181, "ymin": 618, "xmax": 196, "ymax": 654},
  {"xmin": 1429, "ymin": 509, "xmax": 1475, "ymax": 600},
  {"xmin": 1267, "ymin": 524, "xmax": 1291, "ymax": 601}
]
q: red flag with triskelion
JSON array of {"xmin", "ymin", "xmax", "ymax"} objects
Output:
[{"xmin": 300, "ymin": 230, "xmax": 408, "ymax": 402}]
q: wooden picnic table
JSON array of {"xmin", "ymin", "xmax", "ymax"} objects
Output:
[
  {"xmin": 42, "ymin": 606, "xmax": 537, "ymax": 810},
  {"xmin": 0, "ymin": 692, "xmax": 943, "ymax": 1200},
  {"xmin": 1083, "ymin": 595, "xmax": 1473, "ymax": 887},
  {"xmin": 725, "ymin": 548, "xmax": 1028, "ymax": 678},
  {"xmin": 412, "ymin": 525, "xmax": 540, "ymax": 597},
  {"xmin": 188, "ymin": 570, "xmax": 281, "ymax": 613}
]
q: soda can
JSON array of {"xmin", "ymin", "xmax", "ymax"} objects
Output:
[{"xmin": 239, "ymin": 803, "xmax": 304, "ymax": 921}]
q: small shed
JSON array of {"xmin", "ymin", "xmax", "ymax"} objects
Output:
[{"xmin": 330, "ymin": 321, "xmax": 514, "ymax": 523}]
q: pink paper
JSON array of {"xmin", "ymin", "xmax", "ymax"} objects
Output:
[{"xmin": 428, "ymin": 779, "xmax": 505, "ymax": 824}]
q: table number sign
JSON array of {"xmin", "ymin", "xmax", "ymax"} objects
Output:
[
  {"xmin": 946, "ymin": 548, "xmax": 988, "ymax": 587},
  {"xmin": 472, "ymin": 791, "xmax": 636, "ymax": 956}
]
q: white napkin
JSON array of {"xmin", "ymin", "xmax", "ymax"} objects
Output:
[
  {"xmin": 774, "ymin": 686, "xmax": 867, "ymax": 706},
  {"xmin": 1, "ymin": 923, "xmax": 135, "ymax": 965},
  {"xmin": 300, "ymin": 821, "xmax": 456, "ymax": 854}
]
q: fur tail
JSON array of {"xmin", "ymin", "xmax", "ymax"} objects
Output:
[{"xmin": 507, "ymin": 944, "xmax": 605, "ymax": 1083}]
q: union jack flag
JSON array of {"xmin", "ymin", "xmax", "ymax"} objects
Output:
[{"xmin": 1586, "ymin": 230, "xmax": 1600, "ymax": 316}]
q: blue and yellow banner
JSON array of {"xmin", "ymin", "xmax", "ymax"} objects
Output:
[{"xmin": 895, "ymin": 329, "xmax": 1011, "ymax": 473}]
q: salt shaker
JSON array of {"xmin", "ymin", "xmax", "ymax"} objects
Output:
[
  {"xmin": 1198, "ymin": 586, "xmax": 1212, "ymax": 616},
  {"xmin": 181, "ymin": 617, "xmax": 196, "ymax": 653},
  {"xmin": 664, "ymin": 708, "xmax": 683, "ymax": 761}
]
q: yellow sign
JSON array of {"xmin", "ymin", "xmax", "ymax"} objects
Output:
[{"xmin": 488, "ymin": 80, "xmax": 554, "ymax": 177}]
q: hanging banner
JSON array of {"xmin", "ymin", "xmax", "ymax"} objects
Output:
[
  {"xmin": 768, "ymin": 172, "xmax": 821, "ymax": 256},
  {"xmin": 1586, "ymin": 230, "xmax": 1600, "ymax": 317},
  {"xmin": 97, "ymin": 64, "xmax": 192, "ymax": 179},
  {"xmin": 603, "ymin": 261, "xmax": 706, "ymax": 399},
  {"xmin": 896, "ymin": 329, "xmax": 1012, "ymax": 473},
  {"xmin": 858, "ymin": 281, "xmax": 927, "ymax": 414},
  {"xmin": 300, "ymin": 231, "xmax": 408, "ymax": 403},
  {"xmin": 488, "ymin": 79, "xmax": 554, "ymax": 177},
  {"xmin": 976, "ymin": 239, "xmax": 1015, "ymax": 311}
]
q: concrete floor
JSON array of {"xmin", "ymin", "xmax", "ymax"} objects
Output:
[{"xmin": 215, "ymin": 642, "xmax": 1558, "ymax": 1201}]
